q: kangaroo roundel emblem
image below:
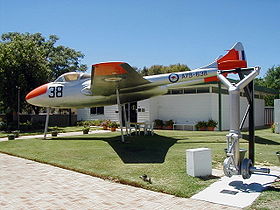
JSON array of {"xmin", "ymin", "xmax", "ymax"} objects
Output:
[{"xmin": 168, "ymin": 73, "xmax": 179, "ymax": 83}]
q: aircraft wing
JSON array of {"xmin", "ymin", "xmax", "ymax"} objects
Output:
[{"xmin": 91, "ymin": 62, "xmax": 151, "ymax": 96}]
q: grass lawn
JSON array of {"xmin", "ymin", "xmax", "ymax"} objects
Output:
[{"xmin": 0, "ymin": 128, "xmax": 279, "ymax": 208}]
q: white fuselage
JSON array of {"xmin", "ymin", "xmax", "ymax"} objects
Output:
[{"xmin": 26, "ymin": 68, "xmax": 218, "ymax": 108}]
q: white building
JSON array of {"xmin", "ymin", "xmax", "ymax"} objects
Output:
[{"xmin": 77, "ymin": 82, "xmax": 272, "ymax": 130}]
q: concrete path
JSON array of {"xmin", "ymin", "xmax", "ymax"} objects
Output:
[
  {"xmin": 192, "ymin": 168, "xmax": 280, "ymax": 208},
  {"xmin": 0, "ymin": 130, "xmax": 111, "ymax": 142},
  {"xmin": 0, "ymin": 153, "xmax": 239, "ymax": 209}
]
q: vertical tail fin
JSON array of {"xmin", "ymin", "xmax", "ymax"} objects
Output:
[
  {"xmin": 198, "ymin": 42, "xmax": 248, "ymax": 70},
  {"xmin": 217, "ymin": 42, "xmax": 247, "ymax": 70}
]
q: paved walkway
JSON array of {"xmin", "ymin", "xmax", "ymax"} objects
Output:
[{"xmin": 0, "ymin": 153, "xmax": 239, "ymax": 209}]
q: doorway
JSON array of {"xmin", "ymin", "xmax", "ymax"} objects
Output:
[{"xmin": 122, "ymin": 102, "xmax": 137, "ymax": 124}]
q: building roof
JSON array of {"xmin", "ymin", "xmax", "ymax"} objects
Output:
[{"xmin": 188, "ymin": 79, "xmax": 279, "ymax": 95}]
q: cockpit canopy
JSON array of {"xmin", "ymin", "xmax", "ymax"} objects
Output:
[{"xmin": 54, "ymin": 72, "xmax": 91, "ymax": 83}]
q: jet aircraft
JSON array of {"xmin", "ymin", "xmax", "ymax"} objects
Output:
[{"xmin": 26, "ymin": 42, "xmax": 247, "ymax": 108}]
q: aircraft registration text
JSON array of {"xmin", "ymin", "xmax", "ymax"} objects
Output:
[{"xmin": 181, "ymin": 71, "xmax": 207, "ymax": 79}]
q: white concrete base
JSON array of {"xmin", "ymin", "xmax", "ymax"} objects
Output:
[
  {"xmin": 187, "ymin": 148, "xmax": 212, "ymax": 177},
  {"xmin": 192, "ymin": 170, "xmax": 280, "ymax": 208}
]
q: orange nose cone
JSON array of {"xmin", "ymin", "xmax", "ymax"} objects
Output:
[{"xmin": 25, "ymin": 84, "xmax": 48, "ymax": 101}]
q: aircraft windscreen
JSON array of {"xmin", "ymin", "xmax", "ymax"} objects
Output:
[
  {"xmin": 54, "ymin": 72, "xmax": 89, "ymax": 82},
  {"xmin": 54, "ymin": 77, "xmax": 64, "ymax": 82},
  {"xmin": 80, "ymin": 74, "xmax": 91, "ymax": 80},
  {"xmin": 64, "ymin": 73, "xmax": 80, "ymax": 81}
]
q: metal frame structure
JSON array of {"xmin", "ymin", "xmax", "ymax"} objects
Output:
[
  {"xmin": 43, "ymin": 107, "xmax": 50, "ymax": 139},
  {"xmin": 218, "ymin": 66, "xmax": 270, "ymax": 179}
]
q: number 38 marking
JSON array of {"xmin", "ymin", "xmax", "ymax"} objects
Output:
[{"xmin": 49, "ymin": 86, "xmax": 63, "ymax": 98}]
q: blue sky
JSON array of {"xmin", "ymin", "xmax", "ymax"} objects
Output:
[{"xmin": 0, "ymin": 0, "xmax": 279, "ymax": 77}]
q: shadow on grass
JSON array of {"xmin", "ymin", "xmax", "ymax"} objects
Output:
[
  {"xmin": 54, "ymin": 134, "xmax": 177, "ymax": 164},
  {"xmin": 198, "ymin": 175, "xmax": 221, "ymax": 181},
  {"xmin": 175, "ymin": 141, "xmax": 225, "ymax": 144},
  {"xmin": 265, "ymin": 185, "xmax": 280, "ymax": 192},
  {"xmin": 242, "ymin": 134, "xmax": 280, "ymax": 145}
]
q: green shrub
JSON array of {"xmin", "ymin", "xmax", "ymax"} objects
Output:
[
  {"xmin": 101, "ymin": 120, "xmax": 111, "ymax": 127},
  {"xmin": 207, "ymin": 119, "xmax": 218, "ymax": 128},
  {"xmin": 195, "ymin": 121, "xmax": 208, "ymax": 130},
  {"xmin": 92, "ymin": 120, "xmax": 103, "ymax": 126},
  {"xmin": 49, "ymin": 126, "xmax": 63, "ymax": 132},
  {"xmin": 77, "ymin": 121, "xmax": 84, "ymax": 126},
  {"xmin": 109, "ymin": 121, "xmax": 118, "ymax": 128},
  {"xmin": 271, "ymin": 123, "xmax": 275, "ymax": 133},
  {"xmin": 77, "ymin": 120, "xmax": 103, "ymax": 126},
  {"xmin": 0, "ymin": 121, "xmax": 7, "ymax": 130},
  {"xmin": 154, "ymin": 119, "xmax": 164, "ymax": 128},
  {"xmin": 165, "ymin": 120, "xmax": 174, "ymax": 127},
  {"xmin": 20, "ymin": 121, "xmax": 33, "ymax": 130}
]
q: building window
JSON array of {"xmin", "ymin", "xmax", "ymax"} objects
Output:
[
  {"xmin": 171, "ymin": 89, "xmax": 183, "ymax": 94},
  {"xmin": 196, "ymin": 87, "xmax": 210, "ymax": 93},
  {"xmin": 184, "ymin": 88, "xmax": 196, "ymax": 94},
  {"xmin": 90, "ymin": 107, "xmax": 104, "ymax": 115},
  {"xmin": 212, "ymin": 87, "xmax": 229, "ymax": 94}
]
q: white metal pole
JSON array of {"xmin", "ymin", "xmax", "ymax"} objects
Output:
[
  {"xmin": 116, "ymin": 89, "xmax": 124, "ymax": 142},
  {"xmin": 128, "ymin": 103, "xmax": 131, "ymax": 135},
  {"xmin": 123, "ymin": 104, "xmax": 129, "ymax": 135},
  {"xmin": 43, "ymin": 108, "xmax": 50, "ymax": 139}
]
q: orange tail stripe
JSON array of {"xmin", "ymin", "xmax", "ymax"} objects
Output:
[
  {"xmin": 218, "ymin": 49, "xmax": 239, "ymax": 63},
  {"xmin": 218, "ymin": 60, "xmax": 247, "ymax": 70},
  {"xmin": 204, "ymin": 76, "xmax": 219, "ymax": 83}
]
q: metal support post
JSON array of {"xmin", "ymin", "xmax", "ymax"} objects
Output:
[
  {"xmin": 43, "ymin": 107, "xmax": 50, "ymax": 139},
  {"xmin": 116, "ymin": 89, "xmax": 125, "ymax": 142},
  {"xmin": 248, "ymin": 81, "xmax": 255, "ymax": 164},
  {"xmin": 239, "ymin": 104, "xmax": 250, "ymax": 130},
  {"xmin": 128, "ymin": 103, "xmax": 131, "ymax": 134},
  {"xmin": 218, "ymin": 82, "xmax": 222, "ymax": 131},
  {"xmin": 123, "ymin": 104, "xmax": 129, "ymax": 136},
  {"xmin": 238, "ymin": 72, "xmax": 255, "ymax": 164}
]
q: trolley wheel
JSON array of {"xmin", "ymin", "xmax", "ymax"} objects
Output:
[
  {"xmin": 241, "ymin": 158, "xmax": 253, "ymax": 179},
  {"xmin": 223, "ymin": 157, "xmax": 234, "ymax": 177}
]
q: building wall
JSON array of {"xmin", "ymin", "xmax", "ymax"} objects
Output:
[
  {"xmin": 77, "ymin": 105, "xmax": 118, "ymax": 121},
  {"xmin": 77, "ymin": 93, "xmax": 265, "ymax": 130},
  {"xmin": 137, "ymin": 98, "xmax": 158, "ymax": 123},
  {"xmin": 211, "ymin": 94, "xmax": 264, "ymax": 130},
  {"xmin": 151, "ymin": 94, "xmax": 213, "ymax": 123},
  {"xmin": 137, "ymin": 93, "xmax": 265, "ymax": 130},
  {"xmin": 137, "ymin": 99, "xmax": 151, "ymax": 123}
]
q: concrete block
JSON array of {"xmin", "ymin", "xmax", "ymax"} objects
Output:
[{"xmin": 187, "ymin": 148, "xmax": 212, "ymax": 177}]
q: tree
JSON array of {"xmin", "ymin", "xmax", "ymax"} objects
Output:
[
  {"xmin": 0, "ymin": 32, "xmax": 87, "ymax": 121},
  {"xmin": 255, "ymin": 66, "xmax": 280, "ymax": 106},
  {"xmin": 264, "ymin": 66, "xmax": 280, "ymax": 90}
]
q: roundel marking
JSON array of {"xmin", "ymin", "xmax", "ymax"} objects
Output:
[{"xmin": 168, "ymin": 73, "xmax": 179, "ymax": 83}]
